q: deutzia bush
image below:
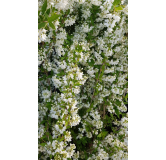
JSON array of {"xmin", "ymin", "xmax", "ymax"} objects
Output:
[{"xmin": 38, "ymin": 0, "xmax": 128, "ymax": 159}]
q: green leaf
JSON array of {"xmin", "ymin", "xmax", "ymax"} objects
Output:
[
  {"xmin": 40, "ymin": 143, "xmax": 46, "ymax": 147},
  {"xmin": 38, "ymin": 22, "xmax": 47, "ymax": 29},
  {"xmin": 113, "ymin": 0, "xmax": 121, "ymax": 6},
  {"xmin": 84, "ymin": 151, "xmax": 88, "ymax": 159},
  {"xmin": 49, "ymin": 134, "xmax": 53, "ymax": 141},
  {"xmin": 40, "ymin": 135, "xmax": 46, "ymax": 139},
  {"xmin": 57, "ymin": 72, "xmax": 65, "ymax": 76},
  {"xmin": 99, "ymin": 72, "xmax": 104, "ymax": 79},
  {"xmin": 101, "ymin": 65, "xmax": 105, "ymax": 71},
  {"xmin": 49, "ymin": 22, "xmax": 55, "ymax": 29},
  {"xmin": 46, "ymin": 8, "xmax": 50, "ymax": 15},
  {"xmin": 47, "ymin": 74, "xmax": 53, "ymax": 78},
  {"xmin": 48, "ymin": 13, "xmax": 60, "ymax": 22},
  {"xmin": 85, "ymin": 126, "xmax": 91, "ymax": 132},
  {"xmin": 115, "ymin": 6, "xmax": 123, "ymax": 11},
  {"xmin": 87, "ymin": 108, "xmax": 91, "ymax": 113},
  {"xmin": 38, "ymin": 77, "xmax": 43, "ymax": 81},
  {"xmin": 48, "ymin": 117, "xmax": 51, "ymax": 125},
  {"xmin": 52, "ymin": 7, "xmax": 55, "ymax": 13},
  {"xmin": 40, "ymin": 120, "xmax": 46, "ymax": 124},
  {"xmin": 41, "ymin": 0, "xmax": 47, "ymax": 14},
  {"xmin": 88, "ymin": 59, "xmax": 95, "ymax": 66},
  {"xmin": 95, "ymin": 72, "xmax": 99, "ymax": 78},
  {"xmin": 60, "ymin": 137, "xmax": 64, "ymax": 142},
  {"xmin": 65, "ymin": 121, "xmax": 68, "ymax": 127},
  {"xmin": 114, "ymin": 106, "xmax": 120, "ymax": 118},
  {"xmin": 102, "ymin": 131, "xmax": 108, "ymax": 138},
  {"xmin": 97, "ymin": 133, "xmax": 102, "ymax": 137},
  {"xmin": 53, "ymin": 30, "xmax": 56, "ymax": 36},
  {"xmin": 115, "ymin": 99, "xmax": 121, "ymax": 106},
  {"xmin": 46, "ymin": 102, "xmax": 52, "ymax": 110},
  {"xmin": 75, "ymin": 83, "xmax": 82, "ymax": 86},
  {"xmin": 97, "ymin": 131, "xmax": 108, "ymax": 138},
  {"xmin": 94, "ymin": 92, "xmax": 98, "ymax": 96},
  {"xmin": 81, "ymin": 137, "xmax": 87, "ymax": 145},
  {"xmin": 125, "ymin": 93, "xmax": 128, "ymax": 102}
]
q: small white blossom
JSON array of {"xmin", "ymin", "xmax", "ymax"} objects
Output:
[{"xmin": 42, "ymin": 90, "xmax": 51, "ymax": 99}]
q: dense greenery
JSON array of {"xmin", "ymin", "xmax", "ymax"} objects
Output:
[{"xmin": 38, "ymin": 0, "xmax": 128, "ymax": 159}]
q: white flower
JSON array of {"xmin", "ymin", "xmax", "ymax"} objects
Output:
[
  {"xmin": 52, "ymin": 75, "xmax": 62, "ymax": 87},
  {"xmin": 76, "ymin": 71, "xmax": 83, "ymax": 80},
  {"xmin": 76, "ymin": 133, "xmax": 83, "ymax": 139},
  {"xmin": 55, "ymin": 0, "xmax": 69, "ymax": 10},
  {"xmin": 68, "ymin": 98, "xmax": 73, "ymax": 103},
  {"xmin": 113, "ymin": 15, "xmax": 120, "ymax": 22},
  {"xmin": 65, "ymin": 17, "xmax": 76, "ymax": 27},
  {"xmin": 38, "ymin": 125, "xmax": 45, "ymax": 138},
  {"xmin": 104, "ymin": 67, "xmax": 114, "ymax": 73},
  {"xmin": 91, "ymin": 0, "xmax": 102, "ymax": 6},
  {"xmin": 87, "ymin": 68, "xmax": 95, "ymax": 77},
  {"xmin": 108, "ymin": 28, "xmax": 113, "ymax": 33},
  {"xmin": 86, "ymin": 132, "xmax": 92, "ymax": 138},
  {"xmin": 123, "ymin": 5, "xmax": 128, "ymax": 15},
  {"xmin": 82, "ymin": 8, "xmax": 91, "ymax": 19},
  {"xmin": 54, "ymin": 20, "xmax": 60, "ymax": 30},
  {"xmin": 42, "ymin": 90, "xmax": 51, "ymax": 99},
  {"xmin": 69, "ymin": 73, "xmax": 74, "ymax": 79},
  {"xmin": 65, "ymin": 131, "xmax": 72, "ymax": 142},
  {"xmin": 73, "ymin": 151, "xmax": 79, "ymax": 160},
  {"xmin": 59, "ymin": 60, "xmax": 67, "ymax": 69},
  {"xmin": 38, "ymin": 29, "xmax": 47, "ymax": 43},
  {"xmin": 73, "ymin": 87, "xmax": 80, "ymax": 94},
  {"xmin": 78, "ymin": 0, "xmax": 85, "ymax": 4}
]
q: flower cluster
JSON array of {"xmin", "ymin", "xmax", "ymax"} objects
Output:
[{"xmin": 38, "ymin": 0, "xmax": 128, "ymax": 159}]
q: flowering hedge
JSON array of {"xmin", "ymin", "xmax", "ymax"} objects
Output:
[{"xmin": 38, "ymin": 0, "xmax": 128, "ymax": 159}]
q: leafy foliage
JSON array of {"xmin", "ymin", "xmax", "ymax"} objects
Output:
[{"xmin": 38, "ymin": 0, "xmax": 128, "ymax": 160}]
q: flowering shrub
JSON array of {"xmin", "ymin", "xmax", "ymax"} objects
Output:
[{"xmin": 38, "ymin": 0, "xmax": 128, "ymax": 159}]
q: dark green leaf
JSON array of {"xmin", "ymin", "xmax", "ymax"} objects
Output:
[
  {"xmin": 46, "ymin": 8, "xmax": 50, "ymax": 15},
  {"xmin": 81, "ymin": 137, "xmax": 87, "ymax": 145},
  {"xmin": 49, "ymin": 22, "xmax": 55, "ymax": 29},
  {"xmin": 95, "ymin": 72, "xmax": 99, "ymax": 78},
  {"xmin": 88, "ymin": 59, "xmax": 95, "ymax": 66},
  {"xmin": 46, "ymin": 102, "xmax": 52, "ymax": 110},
  {"xmin": 40, "ymin": 120, "xmax": 46, "ymax": 124},
  {"xmin": 56, "ymin": 72, "xmax": 65, "ymax": 76},
  {"xmin": 48, "ymin": 13, "xmax": 60, "ymax": 22},
  {"xmin": 38, "ymin": 22, "xmax": 47, "ymax": 29},
  {"xmin": 42, "ymin": 0, "xmax": 47, "ymax": 14},
  {"xmin": 114, "ymin": 106, "xmax": 120, "ymax": 118},
  {"xmin": 87, "ymin": 108, "xmax": 91, "ymax": 113}
]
